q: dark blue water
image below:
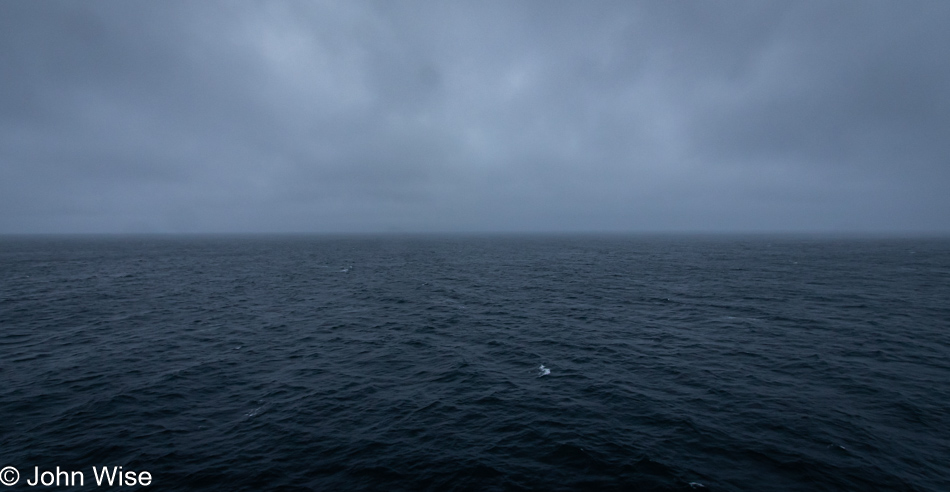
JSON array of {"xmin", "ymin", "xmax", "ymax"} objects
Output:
[{"xmin": 2, "ymin": 235, "xmax": 948, "ymax": 491}]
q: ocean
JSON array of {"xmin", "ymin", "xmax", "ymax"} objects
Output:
[{"xmin": 1, "ymin": 235, "xmax": 948, "ymax": 491}]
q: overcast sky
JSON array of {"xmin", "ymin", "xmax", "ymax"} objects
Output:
[{"xmin": 2, "ymin": 1, "xmax": 948, "ymax": 234}]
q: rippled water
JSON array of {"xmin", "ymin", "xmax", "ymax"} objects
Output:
[{"xmin": 1, "ymin": 235, "xmax": 948, "ymax": 491}]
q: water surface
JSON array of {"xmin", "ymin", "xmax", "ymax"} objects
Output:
[{"xmin": 2, "ymin": 235, "xmax": 948, "ymax": 491}]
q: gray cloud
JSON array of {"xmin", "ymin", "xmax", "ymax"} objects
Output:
[{"xmin": 1, "ymin": 0, "xmax": 948, "ymax": 233}]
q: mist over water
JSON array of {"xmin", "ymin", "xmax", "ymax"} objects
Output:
[{"xmin": 2, "ymin": 236, "xmax": 948, "ymax": 491}]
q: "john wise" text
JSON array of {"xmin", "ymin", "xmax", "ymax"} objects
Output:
[{"xmin": 23, "ymin": 466, "xmax": 151, "ymax": 487}]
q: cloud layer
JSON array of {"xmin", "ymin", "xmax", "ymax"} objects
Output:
[{"xmin": 2, "ymin": 1, "xmax": 948, "ymax": 233}]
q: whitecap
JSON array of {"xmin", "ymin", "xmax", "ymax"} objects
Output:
[{"xmin": 537, "ymin": 364, "xmax": 550, "ymax": 377}]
